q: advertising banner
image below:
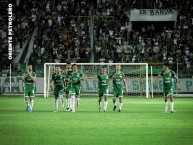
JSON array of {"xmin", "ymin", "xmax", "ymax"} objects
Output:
[
  {"xmin": 130, "ymin": 9, "xmax": 177, "ymax": 21},
  {"xmin": 0, "ymin": 77, "xmax": 192, "ymax": 94}
]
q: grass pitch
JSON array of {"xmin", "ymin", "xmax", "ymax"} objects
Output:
[{"xmin": 0, "ymin": 95, "xmax": 193, "ymax": 145}]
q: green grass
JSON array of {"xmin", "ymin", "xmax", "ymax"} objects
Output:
[{"xmin": 0, "ymin": 95, "xmax": 193, "ymax": 145}]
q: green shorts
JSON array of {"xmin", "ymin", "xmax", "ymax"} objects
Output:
[
  {"xmin": 163, "ymin": 88, "xmax": 173, "ymax": 97},
  {"xmin": 74, "ymin": 88, "xmax": 81, "ymax": 97},
  {"xmin": 66, "ymin": 87, "xmax": 76, "ymax": 95},
  {"xmin": 24, "ymin": 88, "xmax": 35, "ymax": 97},
  {"xmin": 24, "ymin": 84, "xmax": 35, "ymax": 97},
  {"xmin": 73, "ymin": 85, "xmax": 81, "ymax": 97},
  {"xmin": 113, "ymin": 89, "xmax": 123, "ymax": 98},
  {"xmin": 98, "ymin": 87, "xmax": 109, "ymax": 97},
  {"xmin": 54, "ymin": 85, "xmax": 64, "ymax": 98}
]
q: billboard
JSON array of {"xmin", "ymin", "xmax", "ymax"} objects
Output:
[{"xmin": 129, "ymin": 9, "xmax": 177, "ymax": 21}]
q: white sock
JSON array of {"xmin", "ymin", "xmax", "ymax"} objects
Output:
[
  {"xmin": 30, "ymin": 100, "xmax": 34, "ymax": 110},
  {"xmin": 99, "ymin": 101, "xmax": 101, "ymax": 107},
  {"xmin": 76, "ymin": 97, "xmax": 80, "ymax": 105},
  {"xmin": 104, "ymin": 101, "xmax": 108, "ymax": 110},
  {"xmin": 70, "ymin": 97, "xmax": 72, "ymax": 109},
  {"xmin": 66, "ymin": 98, "xmax": 69, "ymax": 109},
  {"xmin": 68, "ymin": 98, "xmax": 70, "ymax": 108},
  {"xmin": 25, "ymin": 99, "xmax": 29, "ymax": 106},
  {"xmin": 66, "ymin": 98, "xmax": 68, "ymax": 108},
  {"xmin": 55, "ymin": 98, "xmax": 58, "ymax": 111},
  {"xmin": 165, "ymin": 102, "xmax": 168, "ymax": 112},
  {"xmin": 119, "ymin": 102, "xmax": 123, "ymax": 110},
  {"xmin": 70, "ymin": 96, "xmax": 73, "ymax": 110},
  {"xmin": 60, "ymin": 95, "xmax": 64, "ymax": 109},
  {"xmin": 71, "ymin": 95, "xmax": 75, "ymax": 110},
  {"xmin": 73, "ymin": 96, "xmax": 75, "ymax": 110},
  {"xmin": 170, "ymin": 102, "xmax": 174, "ymax": 111}
]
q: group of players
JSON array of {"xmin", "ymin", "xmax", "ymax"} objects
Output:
[
  {"xmin": 22, "ymin": 62, "xmax": 177, "ymax": 113},
  {"xmin": 49, "ymin": 63, "xmax": 128, "ymax": 112},
  {"xmin": 49, "ymin": 63, "xmax": 84, "ymax": 112}
]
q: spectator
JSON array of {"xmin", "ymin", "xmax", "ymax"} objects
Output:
[{"xmin": 0, "ymin": 0, "xmax": 192, "ymax": 78}]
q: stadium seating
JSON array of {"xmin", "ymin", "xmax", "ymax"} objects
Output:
[{"xmin": 0, "ymin": 0, "xmax": 192, "ymax": 77}]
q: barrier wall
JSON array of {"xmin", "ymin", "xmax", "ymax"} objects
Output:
[{"xmin": 0, "ymin": 77, "xmax": 192, "ymax": 94}]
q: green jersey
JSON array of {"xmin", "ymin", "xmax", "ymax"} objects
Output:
[
  {"xmin": 97, "ymin": 73, "xmax": 109, "ymax": 89},
  {"xmin": 51, "ymin": 73, "xmax": 65, "ymax": 87},
  {"xmin": 65, "ymin": 71, "xmax": 77, "ymax": 95},
  {"xmin": 159, "ymin": 70, "xmax": 176, "ymax": 89},
  {"xmin": 71, "ymin": 70, "xmax": 84, "ymax": 87},
  {"xmin": 110, "ymin": 72, "xmax": 125, "ymax": 91},
  {"xmin": 65, "ymin": 71, "xmax": 73, "ymax": 88},
  {"xmin": 23, "ymin": 71, "xmax": 36, "ymax": 91},
  {"xmin": 51, "ymin": 73, "xmax": 65, "ymax": 97}
]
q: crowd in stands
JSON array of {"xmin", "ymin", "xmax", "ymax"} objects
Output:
[{"xmin": 0, "ymin": 0, "xmax": 193, "ymax": 77}]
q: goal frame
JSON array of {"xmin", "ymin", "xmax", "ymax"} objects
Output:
[{"xmin": 44, "ymin": 63, "xmax": 149, "ymax": 98}]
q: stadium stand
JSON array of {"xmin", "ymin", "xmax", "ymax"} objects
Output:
[{"xmin": 0, "ymin": 0, "xmax": 192, "ymax": 77}]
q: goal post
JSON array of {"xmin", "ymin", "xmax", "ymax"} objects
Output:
[{"xmin": 44, "ymin": 63, "xmax": 149, "ymax": 98}]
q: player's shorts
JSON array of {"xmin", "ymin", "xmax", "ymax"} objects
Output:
[
  {"xmin": 98, "ymin": 87, "xmax": 109, "ymax": 97},
  {"xmin": 24, "ymin": 88, "xmax": 35, "ymax": 97},
  {"xmin": 73, "ymin": 85, "xmax": 81, "ymax": 97},
  {"xmin": 24, "ymin": 85, "xmax": 35, "ymax": 97},
  {"xmin": 54, "ymin": 85, "xmax": 64, "ymax": 98},
  {"xmin": 74, "ymin": 88, "xmax": 81, "ymax": 97},
  {"xmin": 113, "ymin": 89, "xmax": 123, "ymax": 98},
  {"xmin": 66, "ymin": 87, "xmax": 76, "ymax": 95},
  {"xmin": 163, "ymin": 88, "xmax": 173, "ymax": 97}
]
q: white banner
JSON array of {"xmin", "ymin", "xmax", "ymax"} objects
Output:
[
  {"xmin": 130, "ymin": 9, "xmax": 177, "ymax": 21},
  {"xmin": 0, "ymin": 77, "xmax": 193, "ymax": 94}
]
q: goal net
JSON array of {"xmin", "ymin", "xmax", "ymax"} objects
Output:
[{"xmin": 44, "ymin": 63, "xmax": 149, "ymax": 98}]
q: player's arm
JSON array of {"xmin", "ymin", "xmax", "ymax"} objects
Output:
[
  {"xmin": 83, "ymin": 75, "xmax": 96, "ymax": 79},
  {"xmin": 77, "ymin": 71, "xmax": 87, "ymax": 80},
  {"xmin": 81, "ymin": 76, "xmax": 86, "ymax": 80},
  {"xmin": 173, "ymin": 72, "xmax": 179, "ymax": 89},
  {"xmin": 108, "ymin": 77, "xmax": 111, "ymax": 86},
  {"xmin": 63, "ymin": 75, "xmax": 67, "ymax": 89},
  {"xmin": 30, "ymin": 73, "xmax": 36, "ymax": 82},
  {"xmin": 49, "ymin": 78, "xmax": 53, "ymax": 90},
  {"xmin": 63, "ymin": 79, "xmax": 67, "ymax": 89},
  {"xmin": 155, "ymin": 74, "xmax": 162, "ymax": 88},
  {"xmin": 22, "ymin": 72, "xmax": 27, "ymax": 81},
  {"xmin": 123, "ymin": 76, "xmax": 128, "ymax": 92},
  {"xmin": 80, "ymin": 73, "xmax": 86, "ymax": 80},
  {"xmin": 61, "ymin": 69, "xmax": 67, "ymax": 74},
  {"xmin": 108, "ymin": 73, "xmax": 113, "ymax": 85},
  {"xmin": 175, "ymin": 76, "xmax": 179, "ymax": 89}
]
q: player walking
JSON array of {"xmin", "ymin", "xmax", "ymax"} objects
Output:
[
  {"xmin": 65, "ymin": 65, "xmax": 76, "ymax": 112},
  {"xmin": 50, "ymin": 66, "xmax": 65, "ymax": 112},
  {"xmin": 97, "ymin": 66, "xmax": 109, "ymax": 112},
  {"xmin": 71, "ymin": 64, "xmax": 84, "ymax": 108},
  {"xmin": 89, "ymin": 66, "xmax": 110, "ymax": 112},
  {"xmin": 23, "ymin": 64, "xmax": 36, "ymax": 112},
  {"xmin": 63, "ymin": 65, "xmax": 72, "ymax": 111},
  {"xmin": 110, "ymin": 65, "xmax": 128, "ymax": 112},
  {"xmin": 156, "ymin": 63, "xmax": 178, "ymax": 113}
]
